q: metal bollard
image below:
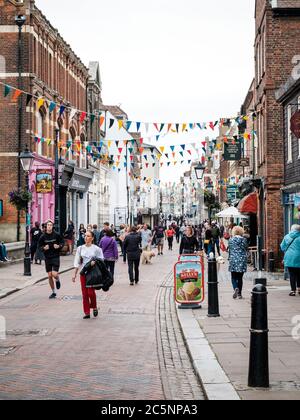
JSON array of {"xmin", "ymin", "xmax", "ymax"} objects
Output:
[
  {"xmin": 207, "ymin": 253, "xmax": 220, "ymax": 318},
  {"xmin": 248, "ymin": 284, "xmax": 269, "ymax": 388},
  {"xmin": 269, "ymin": 251, "xmax": 275, "ymax": 273}
]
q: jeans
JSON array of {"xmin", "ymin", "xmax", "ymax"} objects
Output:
[
  {"xmin": 105, "ymin": 260, "xmax": 116, "ymax": 280},
  {"xmin": 231, "ymin": 272, "xmax": 244, "ymax": 294},
  {"xmin": 288, "ymin": 267, "xmax": 300, "ymax": 292},
  {"xmin": 128, "ymin": 258, "xmax": 140, "ymax": 283},
  {"xmin": 213, "ymin": 238, "xmax": 221, "ymax": 256},
  {"xmin": 0, "ymin": 243, "xmax": 7, "ymax": 261}
]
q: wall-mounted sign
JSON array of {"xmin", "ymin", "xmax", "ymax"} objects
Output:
[
  {"xmin": 36, "ymin": 170, "xmax": 53, "ymax": 194},
  {"xmin": 294, "ymin": 194, "xmax": 300, "ymax": 221},
  {"xmin": 0, "ymin": 199, "xmax": 3, "ymax": 217},
  {"xmin": 224, "ymin": 139, "xmax": 242, "ymax": 161},
  {"xmin": 291, "ymin": 110, "xmax": 300, "ymax": 138}
]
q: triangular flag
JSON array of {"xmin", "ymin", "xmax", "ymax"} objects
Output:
[
  {"xmin": 176, "ymin": 124, "xmax": 179, "ymax": 133},
  {"xmin": 159, "ymin": 147, "xmax": 165, "ymax": 154},
  {"xmin": 108, "ymin": 141, "xmax": 112, "ymax": 148},
  {"xmin": 182, "ymin": 123, "xmax": 187, "ymax": 132},
  {"xmin": 136, "ymin": 122, "xmax": 141, "ymax": 132},
  {"xmin": 26, "ymin": 94, "xmax": 33, "ymax": 106},
  {"xmin": 69, "ymin": 108, "xmax": 77, "ymax": 120},
  {"xmin": 90, "ymin": 115, "xmax": 96, "ymax": 125},
  {"xmin": 167, "ymin": 123, "xmax": 172, "ymax": 133},
  {"xmin": 109, "ymin": 119, "xmax": 115, "ymax": 129},
  {"xmin": 12, "ymin": 89, "xmax": 22, "ymax": 101},
  {"xmin": 49, "ymin": 102, "xmax": 56, "ymax": 113},
  {"xmin": 100, "ymin": 116, "xmax": 105, "ymax": 128},
  {"xmin": 170, "ymin": 146, "xmax": 175, "ymax": 152},
  {"xmin": 80, "ymin": 112, "xmax": 87, "ymax": 124},
  {"xmin": 38, "ymin": 98, "xmax": 45, "ymax": 109},
  {"xmin": 160, "ymin": 124, "xmax": 165, "ymax": 133},
  {"xmin": 118, "ymin": 120, "xmax": 123, "ymax": 130},
  {"xmin": 118, "ymin": 148, "xmax": 123, "ymax": 154},
  {"xmin": 4, "ymin": 85, "xmax": 11, "ymax": 97},
  {"xmin": 139, "ymin": 147, "xmax": 144, "ymax": 154},
  {"xmin": 181, "ymin": 145, "xmax": 186, "ymax": 151},
  {"xmin": 59, "ymin": 105, "xmax": 66, "ymax": 117}
]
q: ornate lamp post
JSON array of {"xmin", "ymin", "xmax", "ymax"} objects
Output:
[{"xmin": 19, "ymin": 146, "xmax": 34, "ymax": 276}]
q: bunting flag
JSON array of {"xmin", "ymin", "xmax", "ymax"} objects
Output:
[
  {"xmin": 118, "ymin": 120, "xmax": 123, "ymax": 130},
  {"xmin": 49, "ymin": 102, "xmax": 56, "ymax": 114},
  {"xmin": 80, "ymin": 112, "xmax": 87, "ymax": 124},
  {"xmin": 136, "ymin": 122, "xmax": 141, "ymax": 132},
  {"xmin": 37, "ymin": 98, "xmax": 45, "ymax": 109},
  {"xmin": 109, "ymin": 119, "xmax": 115, "ymax": 129},
  {"xmin": 100, "ymin": 116, "xmax": 105, "ymax": 128},
  {"xmin": 4, "ymin": 84, "xmax": 11, "ymax": 97},
  {"xmin": 12, "ymin": 89, "xmax": 22, "ymax": 101},
  {"xmin": 26, "ymin": 94, "xmax": 33, "ymax": 106},
  {"xmin": 90, "ymin": 114, "xmax": 96, "ymax": 125},
  {"xmin": 59, "ymin": 105, "xmax": 66, "ymax": 117}
]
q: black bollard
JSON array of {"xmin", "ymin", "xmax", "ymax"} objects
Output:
[
  {"xmin": 207, "ymin": 253, "xmax": 220, "ymax": 318},
  {"xmin": 269, "ymin": 251, "xmax": 275, "ymax": 273},
  {"xmin": 248, "ymin": 284, "xmax": 269, "ymax": 388}
]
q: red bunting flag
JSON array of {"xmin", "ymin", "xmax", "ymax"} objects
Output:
[
  {"xmin": 118, "ymin": 148, "xmax": 123, "ymax": 154},
  {"xmin": 154, "ymin": 123, "xmax": 159, "ymax": 132},
  {"xmin": 80, "ymin": 112, "xmax": 87, "ymax": 124},
  {"xmin": 12, "ymin": 89, "xmax": 22, "ymax": 101}
]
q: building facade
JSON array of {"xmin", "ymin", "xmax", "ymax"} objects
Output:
[
  {"xmin": 251, "ymin": 0, "xmax": 300, "ymax": 263},
  {"xmin": 0, "ymin": 0, "xmax": 94, "ymax": 242}
]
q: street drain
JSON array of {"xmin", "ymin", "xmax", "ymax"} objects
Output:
[
  {"xmin": 0, "ymin": 347, "xmax": 17, "ymax": 356},
  {"xmin": 7, "ymin": 329, "xmax": 50, "ymax": 337}
]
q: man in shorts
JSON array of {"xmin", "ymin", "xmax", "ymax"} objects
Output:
[
  {"xmin": 154, "ymin": 225, "xmax": 166, "ymax": 256},
  {"xmin": 38, "ymin": 220, "xmax": 64, "ymax": 299}
]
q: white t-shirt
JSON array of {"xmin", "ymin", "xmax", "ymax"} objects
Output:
[{"xmin": 74, "ymin": 245, "xmax": 104, "ymax": 268}]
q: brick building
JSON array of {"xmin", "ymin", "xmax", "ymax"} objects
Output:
[
  {"xmin": 0, "ymin": 0, "xmax": 95, "ymax": 242},
  {"xmin": 250, "ymin": 0, "xmax": 300, "ymax": 264}
]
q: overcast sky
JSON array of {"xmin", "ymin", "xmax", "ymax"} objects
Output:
[{"xmin": 36, "ymin": 0, "xmax": 255, "ymax": 181}]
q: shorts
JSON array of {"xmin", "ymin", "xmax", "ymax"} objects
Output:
[
  {"xmin": 156, "ymin": 238, "xmax": 164, "ymax": 246},
  {"xmin": 45, "ymin": 258, "xmax": 60, "ymax": 274}
]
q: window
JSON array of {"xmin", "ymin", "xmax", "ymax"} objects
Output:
[
  {"xmin": 287, "ymin": 105, "xmax": 293, "ymax": 163},
  {"xmin": 36, "ymin": 108, "xmax": 44, "ymax": 156}
]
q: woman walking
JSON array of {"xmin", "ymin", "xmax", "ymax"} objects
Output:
[
  {"xmin": 179, "ymin": 226, "xmax": 201, "ymax": 255},
  {"xmin": 64, "ymin": 221, "xmax": 75, "ymax": 256},
  {"xmin": 228, "ymin": 226, "xmax": 248, "ymax": 300},
  {"xmin": 99, "ymin": 229, "xmax": 119, "ymax": 281},
  {"xmin": 281, "ymin": 225, "xmax": 300, "ymax": 297},
  {"xmin": 166, "ymin": 226, "xmax": 176, "ymax": 251},
  {"xmin": 77, "ymin": 224, "xmax": 86, "ymax": 247},
  {"xmin": 72, "ymin": 231, "xmax": 104, "ymax": 319},
  {"xmin": 123, "ymin": 226, "xmax": 142, "ymax": 286}
]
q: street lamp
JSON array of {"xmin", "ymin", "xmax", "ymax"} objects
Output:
[
  {"xmin": 194, "ymin": 164, "xmax": 206, "ymax": 180},
  {"xmin": 15, "ymin": 14, "xmax": 26, "ymax": 242},
  {"xmin": 19, "ymin": 146, "xmax": 34, "ymax": 277}
]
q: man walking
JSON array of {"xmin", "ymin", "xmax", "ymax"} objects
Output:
[
  {"xmin": 140, "ymin": 224, "xmax": 153, "ymax": 251},
  {"xmin": 38, "ymin": 220, "xmax": 64, "ymax": 299},
  {"xmin": 99, "ymin": 222, "xmax": 110, "ymax": 242},
  {"xmin": 154, "ymin": 225, "xmax": 166, "ymax": 256},
  {"xmin": 123, "ymin": 227, "xmax": 142, "ymax": 286},
  {"xmin": 211, "ymin": 222, "xmax": 221, "ymax": 257}
]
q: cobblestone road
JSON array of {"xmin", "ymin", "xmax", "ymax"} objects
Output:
[{"xmin": 0, "ymin": 244, "xmax": 204, "ymax": 400}]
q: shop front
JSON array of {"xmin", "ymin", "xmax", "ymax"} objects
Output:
[
  {"xmin": 67, "ymin": 167, "xmax": 94, "ymax": 232},
  {"xmin": 282, "ymin": 187, "xmax": 300, "ymax": 235}
]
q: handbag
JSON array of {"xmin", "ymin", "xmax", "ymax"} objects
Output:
[{"xmin": 220, "ymin": 240, "xmax": 227, "ymax": 253}]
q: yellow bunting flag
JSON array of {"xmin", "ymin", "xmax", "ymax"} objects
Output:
[
  {"xmin": 37, "ymin": 98, "xmax": 45, "ymax": 109},
  {"xmin": 118, "ymin": 120, "xmax": 123, "ymax": 130},
  {"xmin": 108, "ymin": 141, "xmax": 112, "ymax": 148},
  {"xmin": 182, "ymin": 124, "xmax": 187, "ymax": 132},
  {"xmin": 159, "ymin": 147, "xmax": 165, "ymax": 154}
]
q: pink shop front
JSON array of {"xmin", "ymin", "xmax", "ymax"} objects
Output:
[{"xmin": 29, "ymin": 154, "xmax": 55, "ymax": 225}]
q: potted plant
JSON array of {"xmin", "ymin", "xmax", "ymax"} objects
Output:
[{"xmin": 8, "ymin": 189, "xmax": 32, "ymax": 212}]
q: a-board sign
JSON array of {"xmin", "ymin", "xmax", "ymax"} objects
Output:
[{"xmin": 174, "ymin": 260, "xmax": 205, "ymax": 305}]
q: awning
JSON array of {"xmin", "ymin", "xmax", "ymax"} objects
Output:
[
  {"xmin": 216, "ymin": 207, "xmax": 248, "ymax": 219},
  {"xmin": 69, "ymin": 167, "xmax": 94, "ymax": 192},
  {"xmin": 238, "ymin": 192, "xmax": 258, "ymax": 214}
]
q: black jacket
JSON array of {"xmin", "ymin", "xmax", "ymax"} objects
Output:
[
  {"xmin": 123, "ymin": 233, "xmax": 142, "ymax": 260},
  {"xmin": 80, "ymin": 258, "xmax": 113, "ymax": 291},
  {"xmin": 180, "ymin": 235, "xmax": 200, "ymax": 255}
]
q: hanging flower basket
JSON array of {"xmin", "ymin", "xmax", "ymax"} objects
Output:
[{"xmin": 8, "ymin": 189, "xmax": 32, "ymax": 212}]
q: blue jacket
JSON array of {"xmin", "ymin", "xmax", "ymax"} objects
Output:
[
  {"xmin": 280, "ymin": 231, "xmax": 300, "ymax": 268},
  {"xmin": 228, "ymin": 236, "xmax": 248, "ymax": 273}
]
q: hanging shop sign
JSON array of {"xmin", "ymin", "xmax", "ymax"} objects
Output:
[
  {"xmin": 238, "ymin": 158, "xmax": 250, "ymax": 168},
  {"xmin": 291, "ymin": 110, "xmax": 300, "ymax": 138},
  {"xmin": 36, "ymin": 169, "xmax": 53, "ymax": 194},
  {"xmin": 224, "ymin": 139, "xmax": 242, "ymax": 161},
  {"xmin": 174, "ymin": 260, "xmax": 204, "ymax": 305}
]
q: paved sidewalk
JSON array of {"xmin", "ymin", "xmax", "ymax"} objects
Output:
[
  {"xmin": 186, "ymin": 262, "xmax": 300, "ymax": 400},
  {"xmin": 0, "ymin": 255, "xmax": 75, "ymax": 299}
]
